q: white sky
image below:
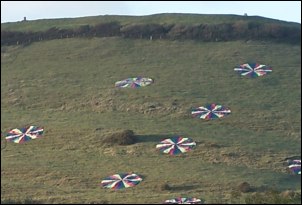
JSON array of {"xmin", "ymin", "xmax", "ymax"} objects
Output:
[{"xmin": 1, "ymin": 1, "xmax": 301, "ymax": 23}]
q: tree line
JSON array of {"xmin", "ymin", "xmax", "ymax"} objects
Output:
[{"xmin": 1, "ymin": 21, "xmax": 300, "ymax": 46}]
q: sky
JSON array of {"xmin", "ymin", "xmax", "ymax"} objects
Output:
[{"xmin": 1, "ymin": 1, "xmax": 301, "ymax": 24}]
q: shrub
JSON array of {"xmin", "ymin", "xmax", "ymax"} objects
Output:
[
  {"xmin": 102, "ymin": 130, "xmax": 137, "ymax": 145},
  {"xmin": 238, "ymin": 182, "xmax": 251, "ymax": 193}
]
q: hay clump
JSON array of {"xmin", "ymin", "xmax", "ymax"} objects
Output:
[{"xmin": 102, "ymin": 130, "xmax": 137, "ymax": 145}]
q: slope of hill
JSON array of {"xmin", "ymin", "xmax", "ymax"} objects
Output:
[
  {"xmin": 1, "ymin": 14, "xmax": 301, "ymax": 204},
  {"xmin": 2, "ymin": 13, "xmax": 300, "ymax": 32},
  {"xmin": 2, "ymin": 13, "xmax": 301, "ymax": 46}
]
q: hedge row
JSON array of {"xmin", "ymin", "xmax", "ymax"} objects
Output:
[{"xmin": 1, "ymin": 21, "xmax": 300, "ymax": 46}]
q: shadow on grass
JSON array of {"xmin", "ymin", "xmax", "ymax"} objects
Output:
[
  {"xmin": 276, "ymin": 174, "xmax": 301, "ymax": 190},
  {"xmin": 135, "ymin": 134, "xmax": 180, "ymax": 143},
  {"xmin": 252, "ymin": 174, "xmax": 301, "ymax": 192},
  {"xmin": 169, "ymin": 184, "xmax": 200, "ymax": 191},
  {"xmin": 157, "ymin": 182, "xmax": 200, "ymax": 192},
  {"xmin": 1, "ymin": 198, "xmax": 42, "ymax": 204}
]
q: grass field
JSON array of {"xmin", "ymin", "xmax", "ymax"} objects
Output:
[{"xmin": 1, "ymin": 20, "xmax": 301, "ymax": 203}]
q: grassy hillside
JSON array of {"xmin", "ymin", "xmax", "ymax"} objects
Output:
[
  {"xmin": 1, "ymin": 15, "xmax": 301, "ymax": 204},
  {"xmin": 2, "ymin": 13, "xmax": 300, "ymax": 32}
]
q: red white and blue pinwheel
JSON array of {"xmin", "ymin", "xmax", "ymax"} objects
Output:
[
  {"xmin": 6, "ymin": 126, "xmax": 44, "ymax": 144},
  {"xmin": 191, "ymin": 103, "xmax": 231, "ymax": 120},
  {"xmin": 101, "ymin": 173, "xmax": 143, "ymax": 190},
  {"xmin": 234, "ymin": 63, "xmax": 272, "ymax": 78},
  {"xmin": 164, "ymin": 197, "xmax": 202, "ymax": 204},
  {"xmin": 156, "ymin": 136, "xmax": 196, "ymax": 155},
  {"xmin": 115, "ymin": 77, "xmax": 153, "ymax": 88},
  {"xmin": 287, "ymin": 159, "xmax": 301, "ymax": 175}
]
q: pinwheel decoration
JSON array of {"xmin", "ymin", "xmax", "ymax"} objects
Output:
[
  {"xmin": 164, "ymin": 197, "xmax": 202, "ymax": 204},
  {"xmin": 156, "ymin": 136, "xmax": 196, "ymax": 155},
  {"xmin": 234, "ymin": 63, "xmax": 272, "ymax": 78},
  {"xmin": 287, "ymin": 159, "xmax": 301, "ymax": 175},
  {"xmin": 115, "ymin": 77, "xmax": 153, "ymax": 88},
  {"xmin": 191, "ymin": 103, "xmax": 231, "ymax": 120},
  {"xmin": 6, "ymin": 126, "xmax": 44, "ymax": 144},
  {"xmin": 101, "ymin": 173, "xmax": 143, "ymax": 190}
]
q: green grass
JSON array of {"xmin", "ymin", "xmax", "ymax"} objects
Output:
[{"xmin": 1, "ymin": 34, "xmax": 301, "ymax": 203}]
